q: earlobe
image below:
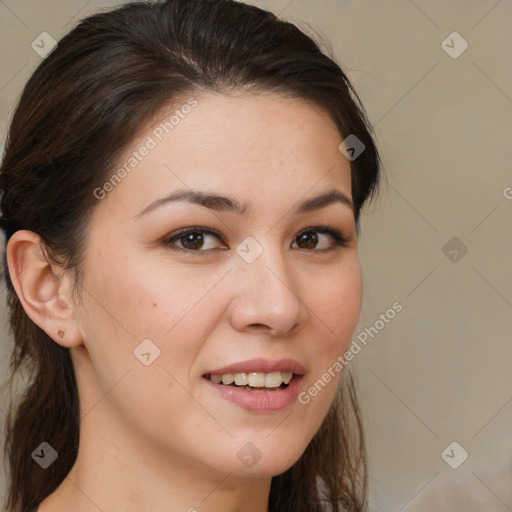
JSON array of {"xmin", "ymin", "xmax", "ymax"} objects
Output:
[{"xmin": 6, "ymin": 230, "xmax": 83, "ymax": 347}]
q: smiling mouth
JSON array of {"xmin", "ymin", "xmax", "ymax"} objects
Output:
[{"xmin": 203, "ymin": 371, "xmax": 294, "ymax": 392}]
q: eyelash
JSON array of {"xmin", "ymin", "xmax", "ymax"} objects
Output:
[{"xmin": 162, "ymin": 226, "xmax": 351, "ymax": 254}]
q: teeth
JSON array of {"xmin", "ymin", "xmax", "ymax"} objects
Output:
[
  {"xmin": 221, "ymin": 374, "xmax": 234, "ymax": 385},
  {"xmin": 248, "ymin": 372, "xmax": 266, "ymax": 387},
  {"xmin": 234, "ymin": 373, "xmax": 248, "ymax": 386},
  {"xmin": 281, "ymin": 371, "xmax": 293, "ymax": 384},
  {"xmin": 209, "ymin": 371, "xmax": 294, "ymax": 388},
  {"xmin": 264, "ymin": 371, "xmax": 282, "ymax": 388}
]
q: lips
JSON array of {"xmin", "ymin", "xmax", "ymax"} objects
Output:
[
  {"xmin": 203, "ymin": 358, "xmax": 305, "ymax": 376},
  {"xmin": 203, "ymin": 372, "xmax": 304, "ymax": 412},
  {"xmin": 202, "ymin": 358, "xmax": 306, "ymax": 412}
]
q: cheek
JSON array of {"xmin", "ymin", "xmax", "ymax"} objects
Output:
[
  {"xmin": 81, "ymin": 256, "xmax": 234, "ymax": 394},
  {"xmin": 76, "ymin": 256, "xmax": 223, "ymax": 430},
  {"xmin": 298, "ymin": 261, "xmax": 361, "ymax": 411},
  {"xmin": 306, "ymin": 260, "xmax": 362, "ymax": 351},
  {"xmin": 86, "ymin": 254, "xmax": 218, "ymax": 341}
]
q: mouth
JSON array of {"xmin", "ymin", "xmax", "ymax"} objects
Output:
[
  {"xmin": 202, "ymin": 370, "xmax": 295, "ymax": 392},
  {"xmin": 202, "ymin": 358, "xmax": 305, "ymax": 411}
]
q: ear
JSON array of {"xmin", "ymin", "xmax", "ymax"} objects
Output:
[{"xmin": 6, "ymin": 230, "xmax": 83, "ymax": 347}]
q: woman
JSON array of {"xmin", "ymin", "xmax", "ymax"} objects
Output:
[{"xmin": 0, "ymin": 0, "xmax": 381, "ymax": 510}]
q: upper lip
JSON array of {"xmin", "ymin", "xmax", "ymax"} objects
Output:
[{"xmin": 205, "ymin": 358, "xmax": 305, "ymax": 376}]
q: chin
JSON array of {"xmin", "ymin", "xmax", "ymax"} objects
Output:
[
  {"xmin": 228, "ymin": 456, "xmax": 302, "ymax": 479},
  {"xmin": 212, "ymin": 435, "xmax": 307, "ymax": 478}
]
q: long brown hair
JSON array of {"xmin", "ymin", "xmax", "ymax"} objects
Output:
[{"xmin": 0, "ymin": 1, "xmax": 380, "ymax": 510}]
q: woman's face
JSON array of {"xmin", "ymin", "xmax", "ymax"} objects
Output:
[{"xmin": 73, "ymin": 91, "xmax": 362, "ymax": 479}]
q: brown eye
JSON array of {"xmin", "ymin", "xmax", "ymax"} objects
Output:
[
  {"xmin": 163, "ymin": 226, "xmax": 350, "ymax": 254},
  {"xmin": 292, "ymin": 228, "xmax": 349, "ymax": 251},
  {"xmin": 163, "ymin": 228, "xmax": 226, "ymax": 252},
  {"xmin": 179, "ymin": 232, "xmax": 205, "ymax": 250},
  {"xmin": 295, "ymin": 231, "xmax": 318, "ymax": 249}
]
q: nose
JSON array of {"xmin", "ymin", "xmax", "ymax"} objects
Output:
[{"xmin": 227, "ymin": 243, "xmax": 309, "ymax": 337}]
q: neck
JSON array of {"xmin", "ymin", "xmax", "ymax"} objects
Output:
[{"xmin": 39, "ymin": 426, "xmax": 272, "ymax": 512}]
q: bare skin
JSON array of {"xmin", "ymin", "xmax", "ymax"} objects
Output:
[{"xmin": 8, "ymin": 91, "xmax": 361, "ymax": 512}]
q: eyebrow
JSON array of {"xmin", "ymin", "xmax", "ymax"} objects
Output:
[{"xmin": 134, "ymin": 188, "xmax": 353, "ymax": 219}]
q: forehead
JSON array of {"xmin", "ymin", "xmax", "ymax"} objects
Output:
[{"xmin": 97, "ymin": 91, "xmax": 352, "ymax": 217}]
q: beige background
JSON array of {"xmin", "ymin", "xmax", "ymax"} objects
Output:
[{"xmin": 1, "ymin": 1, "xmax": 511, "ymax": 511}]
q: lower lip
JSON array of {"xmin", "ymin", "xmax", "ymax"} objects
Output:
[{"xmin": 203, "ymin": 375, "xmax": 304, "ymax": 412}]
